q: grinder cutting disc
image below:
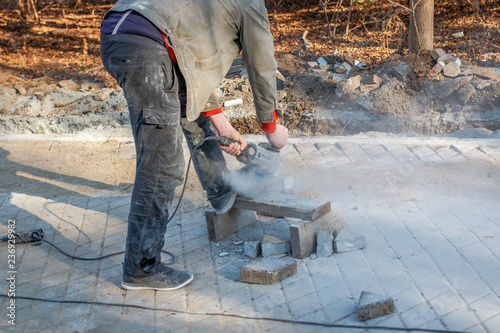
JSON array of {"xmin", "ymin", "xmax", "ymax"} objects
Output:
[{"xmin": 236, "ymin": 142, "xmax": 282, "ymax": 176}]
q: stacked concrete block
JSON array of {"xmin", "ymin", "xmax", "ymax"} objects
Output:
[
  {"xmin": 432, "ymin": 61, "xmax": 446, "ymax": 74},
  {"xmin": 357, "ymin": 291, "xmax": 395, "ymax": 321},
  {"xmin": 240, "ymin": 258, "xmax": 297, "ymax": 285},
  {"xmin": 261, "ymin": 234, "xmax": 291, "ymax": 257},
  {"xmin": 334, "ymin": 229, "xmax": 366, "ymax": 253}
]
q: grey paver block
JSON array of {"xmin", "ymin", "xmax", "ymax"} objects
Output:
[
  {"xmin": 334, "ymin": 229, "xmax": 366, "ymax": 253},
  {"xmin": 316, "ymin": 230, "xmax": 334, "ymax": 257},
  {"xmin": 357, "ymin": 291, "xmax": 395, "ymax": 321},
  {"xmin": 244, "ymin": 240, "xmax": 261, "ymax": 258},
  {"xmin": 205, "ymin": 207, "xmax": 257, "ymax": 242},
  {"xmin": 240, "ymin": 258, "xmax": 297, "ymax": 285},
  {"xmin": 261, "ymin": 234, "xmax": 290, "ymax": 257},
  {"xmin": 290, "ymin": 205, "xmax": 344, "ymax": 259}
]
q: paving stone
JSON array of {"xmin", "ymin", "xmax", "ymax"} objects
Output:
[
  {"xmin": 205, "ymin": 207, "xmax": 258, "ymax": 242},
  {"xmin": 316, "ymin": 230, "xmax": 334, "ymax": 257},
  {"xmin": 290, "ymin": 206, "xmax": 344, "ymax": 259},
  {"xmin": 334, "ymin": 229, "xmax": 365, "ymax": 253},
  {"xmin": 261, "ymin": 234, "xmax": 290, "ymax": 257},
  {"xmin": 244, "ymin": 240, "xmax": 261, "ymax": 258},
  {"xmin": 240, "ymin": 258, "xmax": 297, "ymax": 285},
  {"xmin": 357, "ymin": 291, "xmax": 395, "ymax": 321}
]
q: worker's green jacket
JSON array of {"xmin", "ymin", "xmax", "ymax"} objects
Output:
[{"xmin": 106, "ymin": 0, "xmax": 277, "ymax": 123}]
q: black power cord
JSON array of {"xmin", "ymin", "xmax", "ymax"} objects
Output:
[
  {"xmin": 1, "ymin": 136, "xmax": 228, "ymax": 262},
  {"xmin": 0, "ymin": 294, "xmax": 467, "ymax": 333}
]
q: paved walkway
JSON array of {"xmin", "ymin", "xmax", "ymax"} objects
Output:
[{"xmin": 0, "ymin": 134, "xmax": 499, "ymax": 332}]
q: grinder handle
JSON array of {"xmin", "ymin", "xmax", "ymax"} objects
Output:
[{"xmin": 213, "ymin": 136, "xmax": 239, "ymax": 146}]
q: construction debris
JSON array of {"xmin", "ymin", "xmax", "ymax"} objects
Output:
[
  {"xmin": 240, "ymin": 258, "xmax": 297, "ymax": 285},
  {"xmin": 261, "ymin": 234, "xmax": 291, "ymax": 257},
  {"xmin": 357, "ymin": 291, "xmax": 395, "ymax": 321},
  {"xmin": 316, "ymin": 230, "xmax": 334, "ymax": 257}
]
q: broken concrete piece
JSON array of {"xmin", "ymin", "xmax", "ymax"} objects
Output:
[
  {"xmin": 437, "ymin": 54, "xmax": 454, "ymax": 64},
  {"xmin": 261, "ymin": 234, "xmax": 291, "ymax": 257},
  {"xmin": 205, "ymin": 207, "xmax": 257, "ymax": 242},
  {"xmin": 307, "ymin": 61, "xmax": 319, "ymax": 69},
  {"xmin": 336, "ymin": 75, "xmax": 361, "ymax": 97},
  {"xmin": 316, "ymin": 230, "xmax": 334, "ymax": 257},
  {"xmin": 430, "ymin": 48, "xmax": 446, "ymax": 61},
  {"xmin": 357, "ymin": 291, "xmax": 395, "ymax": 321},
  {"xmin": 334, "ymin": 229, "xmax": 366, "ymax": 253},
  {"xmin": 391, "ymin": 64, "xmax": 410, "ymax": 80},
  {"xmin": 452, "ymin": 31, "xmax": 464, "ymax": 38},
  {"xmin": 443, "ymin": 60, "xmax": 461, "ymax": 78},
  {"xmin": 359, "ymin": 84, "xmax": 379, "ymax": 94},
  {"xmin": 310, "ymin": 69, "xmax": 332, "ymax": 80},
  {"xmin": 240, "ymin": 258, "xmax": 297, "ymax": 285},
  {"xmin": 344, "ymin": 55, "xmax": 355, "ymax": 66},
  {"xmin": 356, "ymin": 97, "xmax": 373, "ymax": 110},
  {"xmin": 318, "ymin": 64, "xmax": 331, "ymax": 71},
  {"xmin": 290, "ymin": 205, "xmax": 344, "ymax": 259},
  {"xmin": 276, "ymin": 70, "xmax": 285, "ymax": 81},
  {"xmin": 432, "ymin": 61, "xmax": 445, "ymax": 74},
  {"xmin": 472, "ymin": 66, "xmax": 500, "ymax": 80},
  {"xmin": 317, "ymin": 57, "xmax": 328, "ymax": 66},
  {"xmin": 456, "ymin": 83, "xmax": 476, "ymax": 105},
  {"xmin": 329, "ymin": 73, "xmax": 347, "ymax": 83},
  {"xmin": 440, "ymin": 76, "xmax": 473, "ymax": 99},
  {"xmin": 366, "ymin": 75, "xmax": 382, "ymax": 85},
  {"xmin": 342, "ymin": 62, "xmax": 353, "ymax": 73},
  {"xmin": 244, "ymin": 241, "xmax": 261, "ymax": 258},
  {"xmin": 57, "ymin": 79, "xmax": 79, "ymax": 91},
  {"xmin": 223, "ymin": 98, "xmax": 243, "ymax": 107},
  {"xmin": 333, "ymin": 62, "xmax": 343, "ymax": 72}
]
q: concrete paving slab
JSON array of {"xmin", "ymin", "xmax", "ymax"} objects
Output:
[{"xmin": 0, "ymin": 134, "xmax": 499, "ymax": 332}]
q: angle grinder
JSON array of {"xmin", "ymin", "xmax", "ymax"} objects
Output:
[{"xmin": 213, "ymin": 136, "xmax": 282, "ymax": 176}]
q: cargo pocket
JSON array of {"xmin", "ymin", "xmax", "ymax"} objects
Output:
[{"xmin": 142, "ymin": 107, "xmax": 180, "ymax": 126}]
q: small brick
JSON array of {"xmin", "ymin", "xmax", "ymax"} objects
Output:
[
  {"xmin": 244, "ymin": 241, "xmax": 261, "ymax": 258},
  {"xmin": 430, "ymin": 48, "xmax": 446, "ymax": 60},
  {"xmin": 261, "ymin": 234, "xmax": 290, "ymax": 257},
  {"xmin": 432, "ymin": 61, "xmax": 445, "ymax": 73},
  {"xmin": 240, "ymin": 258, "xmax": 297, "ymax": 285},
  {"xmin": 316, "ymin": 230, "xmax": 334, "ymax": 257},
  {"xmin": 357, "ymin": 291, "xmax": 395, "ymax": 321},
  {"xmin": 334, "ymin": 229, "xmax": 366, "ymax": 253}
]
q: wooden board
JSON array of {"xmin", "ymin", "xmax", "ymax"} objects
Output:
[
  {"xmin": 289, "ymin": 205, "xmax": 344, "ymax": 259},
  {"xmin": 233, "ymin": 192, "xmax": 331, "ymax": 221}
]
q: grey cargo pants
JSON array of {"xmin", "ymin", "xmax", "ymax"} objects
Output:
[{"xmin": 101, "ymin": 34, "xmax": 230, "ymax": 276}]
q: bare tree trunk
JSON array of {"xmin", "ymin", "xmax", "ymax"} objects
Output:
[
  {"xmin": 409, "ymin": 0, "xmax": 434, "ymax": 52},
  {"xmin": 344, "ymin": 0, "xmax": 353, "ymax": 36},
  {"xmin": 16, "ymin": 0, "xmax": 28, "ymax": 18}
]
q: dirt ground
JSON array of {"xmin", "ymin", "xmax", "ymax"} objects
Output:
[{"xmin": 1, "ymin": 1, "xmax": 500, "ymax": 136}]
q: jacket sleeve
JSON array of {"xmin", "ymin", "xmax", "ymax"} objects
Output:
[{"xmin": 240, "ymin": 1, "xmax": 277, "ymax": 124}]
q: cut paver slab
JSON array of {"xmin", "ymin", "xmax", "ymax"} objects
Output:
[
  {"xmin": 205, "ymin": 207, "xmax": 257, "ymax": 242},
  {"xmin": 290, "ymin": 205, "xmax": 344, "ymax": 259},
  {"xmin": 240, "ymin": 258, "xmax": 297, "ymax": 285},
  {"xmin": 244, "ymin": 240, "xmax": 261, "ymax": 258},
  {"xmin": 233, "ymin": 192, "xmax": 331, "ymax": 221},
  {"xmin": 261, "ymin": 234, "xmax": 291, "ymax": 257},
  {"xmin": 357, "ymin": 291, "xmax": 395, "ymax": 321}
]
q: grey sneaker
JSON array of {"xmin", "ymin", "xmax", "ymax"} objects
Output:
[
  {"xmin": 210, "ymin": 190, "xmax": 237, "ymax": 214},
  {"xmin": 121, "ymin": 264, "xmax": 194, "ymax": 291}
]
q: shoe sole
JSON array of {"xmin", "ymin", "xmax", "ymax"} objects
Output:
[{"xmin": 121, "ymin": 274, "xmax": 194, "ymax": 291}]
